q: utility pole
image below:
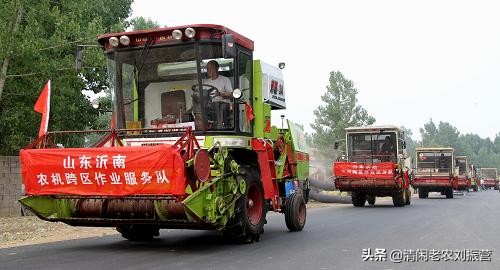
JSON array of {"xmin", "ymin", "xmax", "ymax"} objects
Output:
[{"xmin": 0, "ymin": 3, "xmax": 23, "ymax": 101}]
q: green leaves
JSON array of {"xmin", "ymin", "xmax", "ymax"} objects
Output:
[
  {"xmin": 310, "ymin": 71, "xmax": 376, "ymax": 161},
  {"xmin": 0, "ymin": 0, "xmax": 133, "ymax": 155}
]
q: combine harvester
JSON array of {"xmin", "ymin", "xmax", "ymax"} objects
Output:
[
  {"xmin": 412, "ymin": 147, "xmax": 458, "ymax": 198},
  {"xmin": 455, "ymin": 156, "xmax": 471, "ymax": 192},
  {"xmin": 19, "ymin": 25, "xmax": 310, "ymax": 243},
  {"xmin": 333, "ymin": 126, "xmax": 412, "ymax": 207},
  {"xmin": 480, "ymin": 168, "xmax": 498, "ymax": 190}
]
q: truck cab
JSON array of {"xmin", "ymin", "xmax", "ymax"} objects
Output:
[
  {"xmin": 412, "ymin": 147, "xmax": 458, "ymax": 198},
  {"xmin": 333, "ymin": 126, "xmax": 411, "ymax": 207}
]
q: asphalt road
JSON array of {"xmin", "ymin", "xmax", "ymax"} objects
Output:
[{"xmin": 1, "ymin": 190, "xmax": 500, "ymax": 270}]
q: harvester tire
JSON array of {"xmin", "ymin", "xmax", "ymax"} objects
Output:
[
  {"xmin": 284, "ymin": 192, "xmax": 307, "ymax": 232},
  {"xmin": 473, "ymin": 185, "xmax": 478, "ymax": 192},
  {"xmin": 446, "ymin": 188, "xmax": 454, "ymax": 199},
  {"xmin": 418, "ymin": 188, "xmax": 428, "ymax": 199},
  {"xmin": 367, "ymin": 196, "xmax": 376, "ymax": 205},
  {"xmin": 116, "ymin": 224, "xmax": 159, "ymax": 241},
  {"xmin": 405, "ymin": 189, "xmax": 411, "ymax": 205},
  {"xmin": 351, "ymin": 191, "xmax": 366, "ymax": 207},
  {"xmin": 223, "ymin": 167, "xmax": 266, "ymax": 244},
  {"xmin": 392, "ymin": 190, "xmax": 405, "ymax": 207}
]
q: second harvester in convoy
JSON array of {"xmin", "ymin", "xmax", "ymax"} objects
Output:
[{"xmin": 334, "ymin": 126, "xmax": 412, "ymax": 207}]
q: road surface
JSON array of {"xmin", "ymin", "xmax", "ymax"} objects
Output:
[{"xmin": 1, "ymin": 190, "xmax": 499, "ymax": 270}]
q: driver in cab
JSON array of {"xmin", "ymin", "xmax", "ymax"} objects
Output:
[{"xmin": 203, "ymin": 60, "xmax": 233, "ymax": 128}]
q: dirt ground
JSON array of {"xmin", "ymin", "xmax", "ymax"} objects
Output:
[{"xmin": 0, "ymin": 201, "xmax": 331, "ymax": 249}]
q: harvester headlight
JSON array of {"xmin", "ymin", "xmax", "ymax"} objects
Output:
[
  {"xmin": 184, "ymin": 27, "xmax": 196, "ymax": 38},
  {"xmin": 119, "ymin": 35, "xmax": 130, "ymax": 46},
  {"xmin": 109, "ymin": 37, "xmax": 119, "ymax": 47},
  {"xmin": 232, "ymin": 88, "xmax": 242, "ymax": 99},
  {"xmin": 172, "ymin": 29, "xmax": 183, "ymax": 40},
  {"xmin": 213, "ymin": 137, "xmax": 249, "ymax": 148}
]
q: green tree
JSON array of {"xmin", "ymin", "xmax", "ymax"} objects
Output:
[
  {"xmin": 0, "ymin": 0, "xmax": 133, "ymax": 155},
  {"xmin": 130, "ymin": 16, "xmax": 161, "ymax": 30},
  {"xmin": 310, "ymin": 71, "xmax": 375, "ymax": 160}
]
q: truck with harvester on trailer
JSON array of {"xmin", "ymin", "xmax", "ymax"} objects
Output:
[
  {"xmin": 480, "ymin": 168, "xmax": 498, "ymax": 190},
  {"xmin": 19, "ymin": 24, "xmax": 310, "ymax": 243},
  {"xmin": 333, "ymin": 126, "xmax": 412, "ymax": 207},
  {"xmin": 455, "ymin": 156, "xmax": 471, "ymax": 191},
  {"xmin": 412, "ymin": 147, "xmax": 458, "ymax": 198}
]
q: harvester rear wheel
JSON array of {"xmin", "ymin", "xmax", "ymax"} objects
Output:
[
  {"xmin": 446, "ymin": 188, "xmax": 454, "ymax": 199},
  {"xmin": 392, "ymin": 190, "xmax": 405, "ymax": 207},
  {"xmin": 116, "ymin": 224, "xmax": 159, "ymax": 241},
  {"xmin": 351, "ymin": 191, "xmax": 366, "ymax": 207},
  {"xmin": 418, "ymin": 188, "xmax": 428, "ymax": 198},
  {"xmin": 405, "ymin": 189, "xmax": 411, "ymax": 205},
  {"xmin": 284, "ymin": 192, "xmax": 307, "ymax": 231},
  {"xmin": 223, "ymin": 167, "xmax": 266, "ymax": 243},
  {"xmin": 367, "ymin": 196, "xmax": 376, "ymax": 205}
]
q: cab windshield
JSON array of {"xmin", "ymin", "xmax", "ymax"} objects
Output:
[
  {"xmin": 416, "ymin": 151, "xmax": 453, "ymax": 174},
  {"xmin": 106, "ymin": 43, "xmax": 237, "ymax": 132},
  {"xmin": 347, "ymin": 132, "xmax": 397, "ymax": 163}
]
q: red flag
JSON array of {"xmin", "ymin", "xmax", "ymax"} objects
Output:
[
  {"xmin": 244, "ymin": 102, "xmax": 254, "ymax": 126},
  {"xmin": 34, "ymin": 81, "xmax": 51, "ymax": 138}
]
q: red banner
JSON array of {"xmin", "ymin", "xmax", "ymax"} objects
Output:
[
  {"xmin": 20, "ymin": 145, "xmax": 186, "ymax": 196},
  {"xmin": 334, "ymin": 162, "xmax": 396, "ymax": 179}
]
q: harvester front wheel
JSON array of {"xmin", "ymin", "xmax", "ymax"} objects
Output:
[
  {"xmin": 392, "ymin": 190, "xmax": 405, "ymax": 207},
  {"xmin": 351, "ymin": 191, "xmax": 366, "ymax": 207},
  {"xmin": 223, "ymin": 167, "xmax": 266, "ymax": 243},
  {"xmin": 116, "ymin": 224, "xmax": 159, "ymax": 241},
  {"xmin": 446, "ymin": 188, "xmax": 454, "ymax": 199},
  {"xmin": 284, "ymin": 192, "xmax": 307, "ymax": 231},
  {"xmin": 367, "ymin": 196, "xmax": 376, "ymax": 205}
]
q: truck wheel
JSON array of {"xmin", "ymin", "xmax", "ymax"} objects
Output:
[
  {"xmin": 405, "ymin": 189, "xmax": 411, "ymax": 205},
  {"xmin": 367, "ymin": 196, "xmax": 376, "ymax": 205},
  {"xmin": 284, "ymin": 192, "xmax": 307, "ymax": 231},
  {"xmin": 446, "ymin": 188, "xmax": 454, "ymax": 199},
  {"xmin": 223, "ymin": 168, "xmax": 266, "ymax": 243},
  {"xmin": 392, "ymin": 190, "xmax": 405, "ymax": 207},
  {"xmin": 418, "ymin": 188, "xmax": 428, "ymax": 199},
  {"xmin": 116, "ymin": 224, "xmax": 159, "ymax": 241},
  {"xmin": 351, "ymin": 191, "xmax": 366, "ymax": 207}
]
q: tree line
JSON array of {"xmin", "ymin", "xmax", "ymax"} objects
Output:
[
  {"xmin": 0, "ymin": 0, "xmax": 160, "ymax": 155},
  {"xmin": 310, "ymin": 70, "xmax": 499, "ymax": 171}
]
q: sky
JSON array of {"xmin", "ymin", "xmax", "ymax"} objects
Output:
[{"xmin": 131, "ymin": 0, "xmax": 500, "ymax": 140}]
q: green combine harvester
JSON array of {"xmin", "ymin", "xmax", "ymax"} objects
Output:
[{"xmin": 19, "ymin": 24, "xmax": 310, "ymax": 243}]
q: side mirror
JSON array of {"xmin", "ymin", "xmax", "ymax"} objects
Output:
[{"xmin": 222, "ymin": 34, "xmax": 236, "ymax": 59}]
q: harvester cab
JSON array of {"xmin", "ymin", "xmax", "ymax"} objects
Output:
[
  {"xmin": 333, "ymin": 126, "xmax": 412, "ymax": 207},
  {"xmin": 455, "ymin": 156, "xmax": 471, "ymax": 191},
  {"xmin": 412, "ymin": 147, "xmax": 458, "ymax": 198},
  {"xmin": 19, "ymin": 25, "xmax": 310, "ymax": 243}
]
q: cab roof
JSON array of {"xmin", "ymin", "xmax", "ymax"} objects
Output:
[
  {"xmin": 416, "ymin": 147, "xmax": 454, "ymax": 152},
  {"xmin": 97, "ymin": 24, "xmax": 254, "ymax": 51},
  {"xmin": 345, "ymin": 125, "xmax": 401, "ymax": 133}
]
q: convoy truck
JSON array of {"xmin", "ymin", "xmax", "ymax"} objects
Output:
[
  {"xmin": 455, "ymin": 156, "xmax": 471, "ymax": 191},
  {"xmin": 333, "ymin": 126, "xmax": 412, "ymax": 207},
  {"xmin": 412, "ymin": 147, "xmax": 458, "ymax": 198},
  {"xmin": 480, "ymin": 168, "xmax": 498, "ymax": 190},
  {"xmin": 19, "ymin": 25, "xmax": 310, "ymax": 243}
]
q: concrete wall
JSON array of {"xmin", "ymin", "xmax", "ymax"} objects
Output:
[{"xmin": 0, "ymin": 156, "xmax": 23, "ymax": 217}]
